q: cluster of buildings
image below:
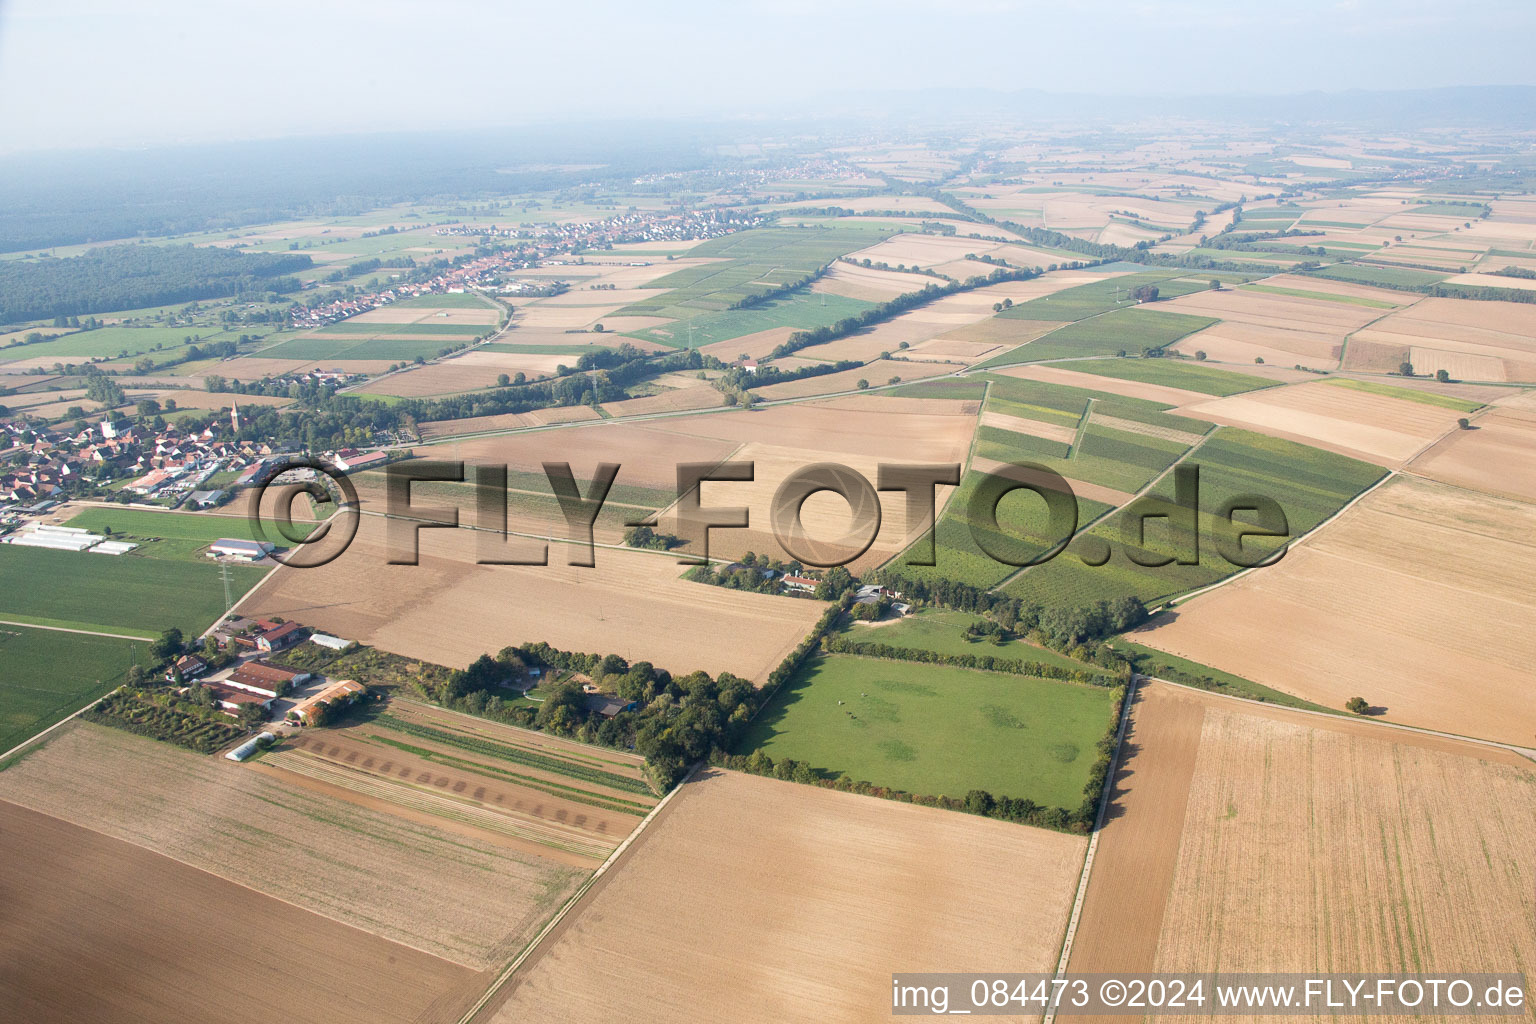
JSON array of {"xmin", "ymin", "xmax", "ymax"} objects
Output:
[
  {"xmin": 199, "ymin": 619, "xmax": 368, "ymax": 730},
  {"xmin": 437, "ymin": 207, "xmax": 765, "ymax": 249},
  {"xmin": 1, "ymin": 521, "xmax": 137, "ymax": 554},
  {"xmin": 0, "ymin": 404, "xmax": 263, "ymax": 507}
]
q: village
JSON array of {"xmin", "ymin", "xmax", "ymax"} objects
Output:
[
  {"xmin": 0, "ymin": 394, "xmax": 398, "ymax": 516},
  {"xmin": 288, "ymin": 206, "xmax": 762, "ymax": 328}
]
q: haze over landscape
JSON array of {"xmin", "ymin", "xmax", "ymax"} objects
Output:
[{"xmin": 0, "ymin": 3, "xmax": 1533, "ymax": 1023}]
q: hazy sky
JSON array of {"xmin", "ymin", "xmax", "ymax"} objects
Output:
[{"xmin": 1, "ymin": 0, "xmax": 1534, "ymax": 152}]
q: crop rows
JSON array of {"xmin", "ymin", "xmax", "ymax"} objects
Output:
[
  {"xmin": 374, "ymin": 714, "xmax": 653, "ymax": 794},
  {"xmin": 364, "ymin": 733, "xmax": 653, "ymax": 814},
  {"xmin": 266, "ymin": 749, "xmax": 613, "ymax": 860}
]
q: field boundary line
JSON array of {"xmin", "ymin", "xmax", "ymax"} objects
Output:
[
  {"xmin": 1137, "ymin": 402, "xmax": 1483, "ymax": 614},
  {"xmin": 0, "ymin": 686, "xmax": 123, "ymax": 764},
  {"xmin": 1043, "ymin": 674, "xmax": 1139, "ymax": 1024},
  {"xmin": 1066, "ymin": 396, "xmax": 1094, "ymax": 457},
  {"xmin": 0, "ymin": 619, "xmax": 151, "ymax": 642},
  {"xmin": 1148, "ymin": 465, "xmax": 1398, "ymax": 611},
  {"xmin": 1146, "ymin": 676, "xmax": 1536, "ymax": 764},
  {"xmin": 458, "ymin": 763, "xmax": 701, "ymax": 1024},
  {"xmin": 990, "ymin": 427, "xmax": 1215, "ymax": 594}
]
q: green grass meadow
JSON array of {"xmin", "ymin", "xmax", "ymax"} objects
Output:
[
  {"xmin": 0, "ymin": 326, "xmax": 263, "ymax": 365},
  {"xmin": 0, "ymin": 625, "xmax": 139, "ymax": 756},
  {"xmin": 0, "ymin": 508, "xmax": 308, "ymax": 636},
  {"xmin": 738, "ymin": 654, "xmax": 1116, "ymax": 807}
]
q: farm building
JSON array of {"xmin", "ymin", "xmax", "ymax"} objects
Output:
[
  {"xmin": 256, "ymin": 621, "xmax": 307, "ymax": 652},
  {"xmin": 329, "ymin": 450, "xmax": 389, "ymax": 473},
  {"xmin": 202, "ymin": 683, "xmax": 273, "ymax": 716},
  {"xmin": 90, "ymin": 539, "xmax": 139, "ymax": 555},
  {"xmin": 207, "ymin": 538, "xmax": 275, "ymax": 561},
  {"xmin": 225, "ymin": 732, "xmax": 278, "ymax": 761},
  {"xmin": 583, "ymin": 694, "xmax": 638, "ymax": 719},
  {"xmin": 2, "ymin": 523, "xmax": 103, "ymax": 552},
  {"xmin": 187, "ymin": 489, "xmax": 227, "ymax": 508},
  {"xmin": 782, "ymin": 575, "xmax": 820, "ymax": 594},
  {"xmin": 288, "ymin": 680, "xmax": 368, "ymax": 726},
  {"xmin": 225, "ymin": 661, "xmax": 309, "ymax": 698},
  {"xmin": 165, "ymin": 654, "xmax": 208, "ymax": 681},
  {"xmin": 310, "ymin": 633, "xmax": 355, "ymax": 651}
]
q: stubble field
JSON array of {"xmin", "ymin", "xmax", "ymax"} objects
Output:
[
  {"xmin": 241, "ymin": 514, "xmax": 824, "ymax": 682},
  {"xmin": 1131, "ymin": 475, "xmax": 1536, "ymax": 746},
  {"xmin": 1410, "ymin": 404, "xmax": 1536, "ymax": 503},
  {"xmin": 1172, "ymin": 378, "xmax": 1468, "ymax": 466},
  {"xmin": 1068, "ymin": 683, "xmax": 1536, "ymax": 1012},
  {"xmin": 0, "ymin": 800, "xmax": 485, "ymax": 1024},
  {"xmin": 0, "ymin": 722, "xmax": 585, "ymax": 970},
  {"xmin": 486, "ymin": 768, "xmax": 1086, "ymax": 1024}
]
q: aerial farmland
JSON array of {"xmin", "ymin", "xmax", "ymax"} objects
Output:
[{"xmin": 2, "ymin": 23, "xmax": 1535, "ymax": 1021}]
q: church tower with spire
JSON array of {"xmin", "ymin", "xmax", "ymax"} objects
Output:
[{"xmin": 230, "ymin": 398, "xmax": 240, "ymax": 435}]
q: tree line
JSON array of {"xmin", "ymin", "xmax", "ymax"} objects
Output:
[
  {"xmin": 0, "ymin": 244, "xmax": 312, "ymax": 324},
  {"xmin": 821, "ymin": 634, "xmax": 1122, "ymax": 687}
]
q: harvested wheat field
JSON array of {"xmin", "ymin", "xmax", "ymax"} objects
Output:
[
  {"xmin": 1069, "ymin": 683, "xmax": 1536, "ymax": 993},
  {"xmin": 1345, "ymin": 297, "xmax": 1536, "ymax": 382},
  {"xmin": 1067, "ymin": 683, "xmax": 1206, "ymax": 976},
  {"xmin": 659, "ymin": 392, "xmax": 976, "ymax": 461},
  {"xmin": 424, "ymin": 417, "xmax": 741, "ymax": 493},
  {"xmin": 415, "ymin": 403, "xmax": 602, "ymax": 439},
  {"xmin": 995, "ymin": 362, "xmax": 1217, "ymax": 406},
  {"xmin": 927, "ymin": 316, "xmax": 1067, "ymax": 348},
  {"xmin": 653, "ymin": 438, "xmax": 962, "ymax": 572},
  {"xmin": 241, "ymin": 515, "xmax": 823, "ymax": 682},
  {"xmin": 353, "ymin": 305, "xmax": 499, "ymax": 325},
  {"xmin": 0, "ymin": 722, "xmax": 584, "ymax": 969},
  {"xmin": 1157, "ymin": 288, "xmax": 1385, "ymax": 369},
  {"xmin": 1155, "ymin": 692, "xmax": 1536, "ymax": 986},
  {"xmin": 1410, "ymin": 405, "xmax": 1536, "ymax": 502},
  {"xmin": 367, "ymin": 360, "xmax": 520, "ymax": 396},
  {"xmin": 699, "ymin": 326, "xmax": 798, "ymax": 362},
  {"xmin": 1174, "ymin": 379, "xmax": 1466, "ymax": 465},
  {"xmin": 598, "ymin": 385, "xmax": 726, "ymax": 417},
  {"xmin": 1132, "ymin": 476, "xmax": 1536, "ymax": 746},
  {"xmin": 811, "ymin": 261, "xmax": 938, "ymax": 301},
  {"xmin": 0, "ymin": 800, "xmax": 485, "ymax": 1024},
  {"xmin": 485, "ymin": 769, "xmax": 1085, "ymax": 1024},
  {"xmin": 753, "ymin": 358, "xmax": 947, "ymax": 399}
]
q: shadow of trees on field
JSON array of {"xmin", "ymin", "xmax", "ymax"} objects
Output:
[{"xmin": 1097, "ymin": 685, "xmax": 1151, "ymax": 828}]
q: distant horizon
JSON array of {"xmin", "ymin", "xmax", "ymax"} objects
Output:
[
  {"xmin": 2, "ymin": 0, "xmax": 1535, "ymax": 153},
  {"xmin": 0, "ymin": 82, "xmax": 1533, "ymax": 163}
]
